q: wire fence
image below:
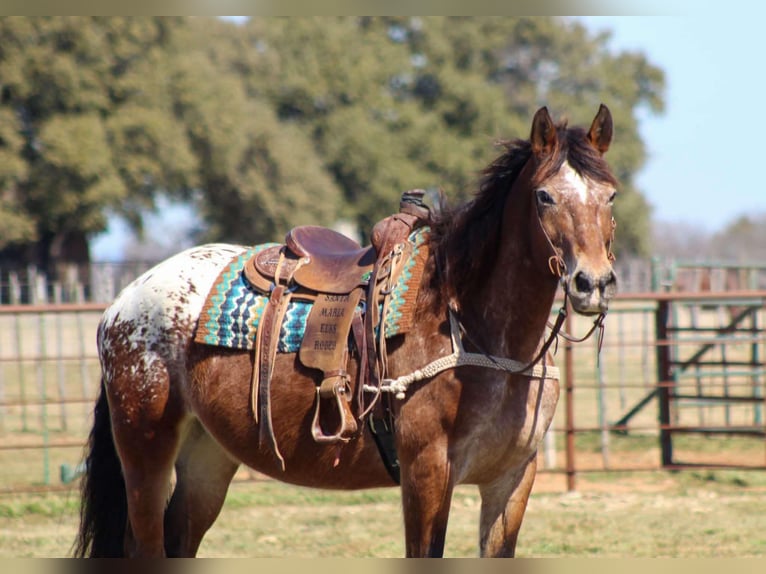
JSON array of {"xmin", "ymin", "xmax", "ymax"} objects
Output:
[{"xmin": 0, "ymin": 291, "xmax": 764, "ymax": 494}]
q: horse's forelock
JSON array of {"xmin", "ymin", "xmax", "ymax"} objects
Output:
[
  {"xmin": 559, "ymin": 125, "xmax": 618, "ymax": 186},
  {"xmin": 480, "ymin": 122, "xmax": 617, "ymax": 194}
]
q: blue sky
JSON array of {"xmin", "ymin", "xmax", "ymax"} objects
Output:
[
  {"xmin": 578, "ymin": 15, "xmax": 766, "ymax": 233},
  {"xmin": 92, "ymin": 15, "xmax": 766, "ymax": 260}
]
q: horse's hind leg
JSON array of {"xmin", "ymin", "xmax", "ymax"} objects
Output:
[
  {"xmin": 478, "ymin": 455, "xmax": 537, "ymax": 557},
  {"xmin": 110, "ymin": 406, "xmax": 182, "ymax": 557},
  {"xmin": 106, "ymin": 357, "xmax": 187, "ymax": 557},
  {"xmin": 164, "ymin": 420, "xmax": 240, "ymax": 557}
]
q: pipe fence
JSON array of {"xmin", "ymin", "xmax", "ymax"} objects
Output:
[{"xmin": 0, "ymin": 292, "xmax": 764, "ymax": 494}]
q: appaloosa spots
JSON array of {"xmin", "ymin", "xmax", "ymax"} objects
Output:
[{"xmin": 99, "ymin": 244, "xmax": 248, "ymax": 387}]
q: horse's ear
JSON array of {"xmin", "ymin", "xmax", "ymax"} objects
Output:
[
  {"xmin": 587, "ymin": 104, "xmax": 613, "ymax": 155},
  {"xmin": 530, "ymin": 106, "xmax": 557, "ymax": 157}
]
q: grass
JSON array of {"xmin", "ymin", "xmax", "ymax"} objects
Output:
[
  {"xmin": 0, "ymin": 493, "xmax": 79, "ymax": 518},
  {"xmin": 1, "ymin": 469, "xmax": 766, "ymax": 558}
]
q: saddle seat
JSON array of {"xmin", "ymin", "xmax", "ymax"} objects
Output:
[
  {"xmin": 286, "ymin": 226, "xmax": 376, "ymax": 294},
  {"xmin": 246, "ymin": 225, "xmax": 376, "ymax": 295}
]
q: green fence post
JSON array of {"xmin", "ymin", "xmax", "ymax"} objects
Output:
[
  {"xmin": 15, "ymin": 312, "xmax": 28, "ymax": 432},
  {"xmin": 37, "ymin": 311, "xmax": 50, "ymax": 485}
]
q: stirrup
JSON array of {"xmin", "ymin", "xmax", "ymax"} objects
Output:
[{"xmin": 310, "ymin": 373, "xmax": 358, "ymax": 443}]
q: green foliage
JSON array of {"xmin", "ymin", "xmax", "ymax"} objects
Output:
[
  {"xmin": 0, "ymin": 16, "xmax": 186, "ymax": 260},
  {"xmin": 233, "ymin": 17, "xmax": 664, "ymax": 252},
  {"xmin": 0, "ymin": 16, "xmax": 665, "ymax": 266}
]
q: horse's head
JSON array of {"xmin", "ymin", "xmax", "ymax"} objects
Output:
[{"xmin": 526, "ymin": 104, "xmax": 619, "ymax": 315}]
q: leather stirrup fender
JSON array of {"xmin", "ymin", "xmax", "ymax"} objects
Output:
[{"xmin": 256, "ymin": 283, "xmax": 292, "ymax": 471}]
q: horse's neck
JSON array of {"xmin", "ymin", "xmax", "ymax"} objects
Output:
[{"xmin": 458, "ymin": 228, "xmax": 558, "ymax": 362}]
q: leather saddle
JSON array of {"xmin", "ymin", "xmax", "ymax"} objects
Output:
[
  {"xmin": 244, "ymin": 190, "xmax": 431, "ymax": 470},
  {"xmin": 245, "ymin": 226, "xmax": 376, "ymax": 295}
]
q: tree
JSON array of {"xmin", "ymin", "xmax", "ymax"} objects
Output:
[
  {"xmin": 0, "ymin": 16, "xmax": 190, "ymax": 275},
  {"xmin": 0, "ymin": 16, "xmax": 346, "ymax": 275},
  {"xmin": 710, "ymin": 214, "xmax": 766, "ymax": 262},
  {"xmin": 231, "ymin": 17, "xmax": 664, "ymax": 252},
  {"xmin": 0, "ymin": 16, "xmax": 665, "ymax": 277},
  {"xmin": 650, "ymin": 219, "xmax": 713, "ymax": 259},
  {"xmin": 164, "ymin": 18, "xmax": 345, "ymax": 244}
]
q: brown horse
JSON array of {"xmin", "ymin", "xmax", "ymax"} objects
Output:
[{"xmin": 74, "ymin": 105, "xmax": 618, "ymax": 558}]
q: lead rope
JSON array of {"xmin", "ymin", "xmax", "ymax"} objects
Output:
[
  {"xmin": 368, "ymin": 306, "xmax": 563, "ymax": 400},
  {"xmin": 371, "ymin": 290, "xmax": 607, "ymax": 400}
]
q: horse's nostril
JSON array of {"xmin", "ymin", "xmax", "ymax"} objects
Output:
[
  {"xmin": 574, "ymin": 271, "xmax": 594, "ymax": 294},
  {"xmin": 600, "ymin": 271, "xmax": 617, "ymax": 291}
]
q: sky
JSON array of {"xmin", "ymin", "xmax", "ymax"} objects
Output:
[
  {"xmin": 578, "ymin": 15, "xmax": 766, "ymax": 233},
  {"xmin": 92, "ymin": 14, "xmax": 766, "ymax": 260}
]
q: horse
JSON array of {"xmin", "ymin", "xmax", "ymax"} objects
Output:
[{"xmin": 74, "ymin": 105, "xmax": 619, "ymax": 558}]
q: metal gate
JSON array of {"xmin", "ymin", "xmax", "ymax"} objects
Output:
[{"xmin": 615, "ymin": 290, "xmax": 766, "ymax": 470}]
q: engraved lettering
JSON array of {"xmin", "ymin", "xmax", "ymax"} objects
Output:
[
  {"xmin": 320, "ymin": 307, "xmax": 345, "ymax": 318},
  {"xmin": 320, "ymin": 323, "xmax": 337, "ymax": 334},
  {"xmin": 324, "ymin": 294, "xmax": 350, "ymax": 303},
  {"xmin": 314, "ymin": 340, "xmax": 336, "ymax": 351}
]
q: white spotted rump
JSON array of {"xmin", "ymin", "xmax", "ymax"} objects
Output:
[{"xmin": 98, "ymin": 243, "xmax": 247, "ymax": 386}]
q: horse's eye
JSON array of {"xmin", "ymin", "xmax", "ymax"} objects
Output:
[
  {"xmin": 536, "ymin": 189, "xmax": 555, "ymax": 206},
  {"xmin": 608, "ymin": 191, "xmax": 617, "ymax": 204}
]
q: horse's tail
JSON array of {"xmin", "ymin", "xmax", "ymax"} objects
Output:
[{"xmin": 73, "ymin": 378, "xmax": 127, "ymax": 557}]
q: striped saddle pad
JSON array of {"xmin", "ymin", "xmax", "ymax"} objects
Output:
[{"xmin": 194, "ymin": 227, "xmax": 429, "ymax": 352}]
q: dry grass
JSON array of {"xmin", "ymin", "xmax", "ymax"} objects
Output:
[{"xmin": 1, "ymin": 468, "xmax": 766, "ymax": 558}]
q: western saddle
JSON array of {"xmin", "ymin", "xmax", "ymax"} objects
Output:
[{"xmin": 243, "ymin": 190, "xmax": 430, "ymax": 470}]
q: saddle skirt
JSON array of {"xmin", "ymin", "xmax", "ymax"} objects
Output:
[{"xmin": 194, "ymin": 226, "xmax": 430, "ymax": 351}]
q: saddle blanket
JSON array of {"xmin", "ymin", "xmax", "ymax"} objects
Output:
[{"xmin": 194, "ymin": 227, "xmax": 429, "ymax": 351}]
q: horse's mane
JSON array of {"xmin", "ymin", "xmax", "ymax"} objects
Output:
[{"xmin": 423, "ymin": 121, "xmax": 618, "ymax": 310}]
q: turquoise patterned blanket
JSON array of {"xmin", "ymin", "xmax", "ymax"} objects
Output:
[{"xmin": 194, "ymin": 228, "xmax": 429, "ymax": 351}]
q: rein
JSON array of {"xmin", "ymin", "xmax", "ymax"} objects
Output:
[{"xmin": 549, "ymin": 308, "xmax": 606, "ymax": 350}]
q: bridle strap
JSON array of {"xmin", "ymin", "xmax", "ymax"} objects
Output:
[
  {"xmin": 453, "ymin": 298, "xmax": 567, "ymax": 379},
  {"xmin": 607, "ymin": 216, "xmax": 617, "ymax": 263},
  {"xmin": 530, "ymin": 182, "xmax": 567, "ymax": 280}
]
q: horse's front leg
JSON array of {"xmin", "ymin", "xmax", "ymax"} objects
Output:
[
  {"xmin": 478, "ymin": 454, "xmax": 537, "ymax": 557},
  {"xmin": 399, "ymin": 441, "xmax": 455, "ymax": 557}
]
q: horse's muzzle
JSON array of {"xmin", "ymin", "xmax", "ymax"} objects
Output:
[{"xmin": 566, "ymin": 268, "xmax": 617, "ymax": 315}]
